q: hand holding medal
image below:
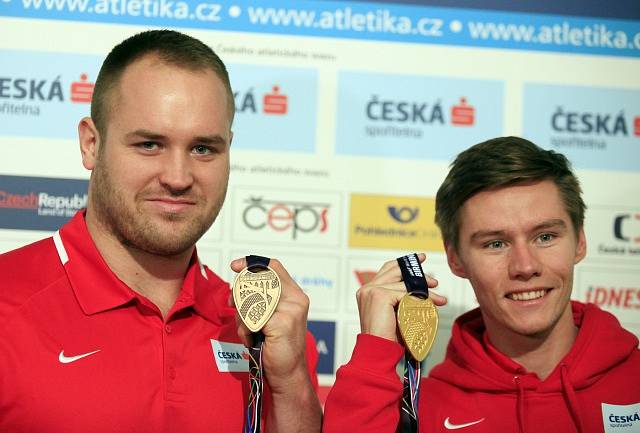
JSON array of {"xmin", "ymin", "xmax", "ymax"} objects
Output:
[
  {"xmin": 396, "ymin": 253, "xmax": 439, "ymax": 433},
  {"xmin": 232, "ymin": 255, "xmax": 281, "ymax": 433}
]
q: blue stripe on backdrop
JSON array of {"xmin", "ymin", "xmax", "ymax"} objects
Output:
[
  {"xmin": 337, "ymin": 0, "xmax": 640, "ymax": 21},
  {"xmin": 1, "ymin": 0, "xmax": 639, "ymax": 58}
]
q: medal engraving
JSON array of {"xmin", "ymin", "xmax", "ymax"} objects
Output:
[
  {"xmin": 233, "ymin": 266, "xmax": 281, "ymax": 333},
  {"xmin": 397, "ymin": 294, "xmax": 438, "ymax": 362}
]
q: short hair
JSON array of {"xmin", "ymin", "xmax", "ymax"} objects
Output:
[
  {"xmin": 435, "ymin": 136, "xmax": 585, "ymax": 250},
  {"xmin": 91, "ymin": 29, "xmax": 234, "ymax": 138}
]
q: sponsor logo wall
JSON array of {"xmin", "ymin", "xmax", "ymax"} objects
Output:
[
  {"xmin": 0, "ymin": 50, "xmax": 100, "ymax": 139},
  {"xmin": 523, "ymin": 83, "xmax": 640, "ymax": 171},
  {"xmin": 228, "ymin": 64, "xmax": 318, "ymax": 152},
  {"xmin": 349, "ymin": 193, "xmax": 442, "ymax": 251},
  {"xmin": 1, "ymin": 1, "xmax": 639, "ymax": 388},
  {"xmin": 575, "ymin": 267, "xmax": 640, "ymax": 334},
  {"xmin": 0, "ymin": 175, "xmax": 87, "ymax": 231},
  {"xmin": 336, "ymin": 71, "xmax": 504, "ymax": 160},
  {"xmin": 308, "ymin": 320, "xmax": 336, "ymax": 375},
  {"xmin": 585, "ymin": 206, "xmax": 640, "ymax": 261},
  {"xmin": 231, "ymin": 186, "xmax": 341, "ymax": 247}
]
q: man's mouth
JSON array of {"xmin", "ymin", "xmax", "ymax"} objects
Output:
[{"xmin": 507, "ymin": 289, "xmax": 550, "ymax": 301}]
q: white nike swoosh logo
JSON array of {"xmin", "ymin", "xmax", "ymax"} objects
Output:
[
  {"xmin": 58, "ymin": 349, "xmax": 101, "ymax": 364},
  {"xmin": 444, "ymin": 417, "xmax": 485, "ymax": 430}
]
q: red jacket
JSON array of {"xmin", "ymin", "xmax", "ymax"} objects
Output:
[
  {"xmin": 324, "ymin": 302, "xmax": 640, "ymax": 433},
  {"xmin": 0, "ymin": 211, "xmax": 318, "ymax": 433}
]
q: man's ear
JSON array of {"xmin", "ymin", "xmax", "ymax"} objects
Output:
[
  {"xmin": 445, "ymin": 242, "xmax": 468, "ymax": 279},
  {"xmin": 574, "ymin": 226, "xmax": 587, "ymax": 264},
  {"xmin": 78, "ymin": 117, "xmax": 100, "ymax": 170}
]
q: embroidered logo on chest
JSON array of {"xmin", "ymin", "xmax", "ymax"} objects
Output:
[{"xmin": 210, "ymin": 339, "xmax": 249, "ymax": 372}]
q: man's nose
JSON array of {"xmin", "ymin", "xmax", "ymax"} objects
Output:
[
  {"xmin": 508, "ymin": 242, "xmax": 542, "ymax": 280},
  {"xmin": 159, "ymin": 151, "xmax": 194, "ymax": 193}
]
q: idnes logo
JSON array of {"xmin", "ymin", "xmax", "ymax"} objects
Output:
[{"xmin": 585, "ymin": 286, "xmax": 640, "ymax": 310}]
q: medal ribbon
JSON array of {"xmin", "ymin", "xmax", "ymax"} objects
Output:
[
  {"xmin": 396, "ymin": 253, "xmax": 428, "ymax": 433},
  {"xmin": 245, "ymin": 332, "xmax": 265, "ymax": 433},
  {"xmin": 243, "ymin": 255, "xmax": 270, "ymax": 433}
]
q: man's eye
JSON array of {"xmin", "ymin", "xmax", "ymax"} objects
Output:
[
  {"xmin": 193, "ymin": 145, "xmax": 212, "ymax": 155},
  {"xmin": 486, "ymin": 240, "xmax": 504, "ymax": 249},
  {"xmin": 538, "ymin": 233, "xmax": 555, "ymax": 243},
  {"xmin": 139, "ymin": 141, "xmax": 158, "ymax": 150}
]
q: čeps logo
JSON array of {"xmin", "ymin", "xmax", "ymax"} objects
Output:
[
  {"xmin": 349, "ymin": 194, "xmax": 442, "ymax": 251},
  {"xmin": 0, "ymin": 175, "xmax": 88, "ymax": 231},
  {"xmin": 232, "ymin": 187, "xmax": 340, "ymax": 246}
]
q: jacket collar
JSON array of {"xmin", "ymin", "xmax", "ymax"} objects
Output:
[{"xmin": 54, "ymin": 211, "xmax": 227, "ymax": 324}]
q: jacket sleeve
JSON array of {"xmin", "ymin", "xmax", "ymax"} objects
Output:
[
  {"xmin": 323, "ymin": 334, "xmax": 405, "ymax": 433},
  {"xmin": 305, "ymin": 330, "xmax": 320, "ymax": 390}
]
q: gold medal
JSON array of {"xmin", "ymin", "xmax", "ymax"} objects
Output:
[
  {"xmin": 233, "ymin": 265, "xmax": 281, "ymax": 333},
  {"xmin": 397, "ymin": 294, "xmax": 438, "ymax": 362}
]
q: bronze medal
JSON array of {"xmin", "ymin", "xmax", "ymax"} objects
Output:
[
  {"xmin": 233, "ymin": 265, "xmax": 281, "ymax": 333},
  {"xmin": 397, "ymin": 294, "xmax": 438, "ymax": 362}
]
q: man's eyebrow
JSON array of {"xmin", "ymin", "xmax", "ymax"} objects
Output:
[
  {"xmin": 470, "ymin": 230, "xmax": 506, "ymax": 243},
  {"xmin": 192, "ymin": 134, "xmax": 228, "ymax": 146},
  {"xmin": 469, "ymin": 219, "xmax": 568, "ymax": 242},
  {"xmin": 532, "ymin": 219, "xmax": 568, "ymax": 232},
  {"xmin": 124, "ymin": 130, "xmax": 228, "ymax": 146},
  {"xmin": 125, "ymin": 129, "xmax": 166, "ymax": 140}
]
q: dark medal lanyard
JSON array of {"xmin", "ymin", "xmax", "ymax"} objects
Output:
[
  {"xmin": 232, "ymin": 255, "xmax": 281, "ymax": 433},
  {"xmin": 396, "ymin": 253, "xmax": 438, "ymax": 433}
]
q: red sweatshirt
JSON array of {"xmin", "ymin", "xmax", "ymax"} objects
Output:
[
  {"xmin": 0, "ymin": 211, "xmax": 318, "ymax": 433},
  {"xmin": 323, "ymin": 302, "xmax": 640, "ymax": 433}
]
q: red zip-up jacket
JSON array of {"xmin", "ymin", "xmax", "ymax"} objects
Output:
[{"xmin": 323, "ymin": 302, "xmax": 640, "ymax": 433}]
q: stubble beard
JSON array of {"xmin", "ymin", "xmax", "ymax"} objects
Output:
[{"xmin": 89, "ymin": 161, "xmax": 226, "ymax": 257}]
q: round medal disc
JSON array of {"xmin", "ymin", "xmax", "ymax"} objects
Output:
[{"xmin": 233, "ymin": 266, "xmax": 281, "ymax": 333}]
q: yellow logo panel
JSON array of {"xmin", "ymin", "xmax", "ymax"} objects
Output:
[{"xmin": 349, "ymin": 194, "xmax": 443, "ymax": 251}]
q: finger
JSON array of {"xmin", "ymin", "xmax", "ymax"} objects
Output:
[
  {"xmin": 429, "ymin": 290, "xmax": 448, "ymax": 307},
  {"xmin": 371, "ymin": 252, "xmax": 430, "ymax": 285},
  {"xmin": 261, "ymin": 258, "xmax": 294, "ymax": 283},
  {"xmin": 235, "ymin": 318, "xmax": 252, "ymax": 347},
  {"xmin": 229, "ymin": 256, "xmax": 247, "ymax": 272}
]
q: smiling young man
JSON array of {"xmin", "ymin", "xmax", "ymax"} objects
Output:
[
  {"xmin": 323, "ymin": 137, "xmax": 640, "ymax": 433},
  {"xmin": 0, "ymin": 30, "xmax": 321, "ymax": 433}
]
